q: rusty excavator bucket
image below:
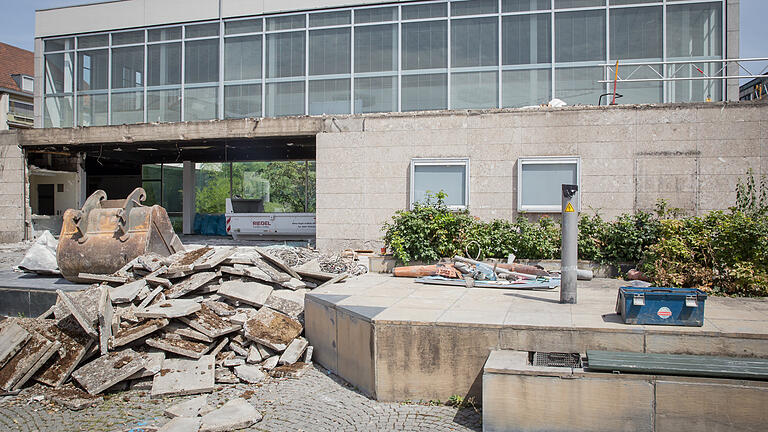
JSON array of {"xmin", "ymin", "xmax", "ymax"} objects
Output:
[{"xmin": 57, "ymin": 187, "xmax": 185, "ymax": 282}]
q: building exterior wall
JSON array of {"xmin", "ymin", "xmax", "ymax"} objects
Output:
[
  {"xmin": 0, "ymin": 93, "xmax": 8, "ymax": 131},
  {"xmin": 35, "ymin": 0, "xmax": 735, "ymax": 129},
  {"xmin": 315, "ymin": 102, "xmax": 768, "ymax": 251},
  {"xmin": 0, "ymin": 132, "xmax": 27, "ymax": 243}
]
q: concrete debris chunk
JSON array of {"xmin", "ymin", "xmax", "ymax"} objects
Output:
[
  {"xmin": 318, "ymin": 272, "xmax": 349, "ymax": 288},
  {"xmin": 151, "ymin": 355, "xmax": 215, "ymax": 398},
  {"xmin": 77, "ymin": 273, "xmax": 129, "ymax": 284},
  {"xmin": 270, "ymin": 362, "xmax": 310, "ymax": 379},
  {"xmin": 223, "ymin": 357, "xmax": 245, "ymax": 367},
  {"xmin": 0, "ymin": 323, "xmax": 30, "ymax": 369},
  {"xmin": 159, "ymin": 417, "xmax": 202, "ymax": 432},
  {"xmin": 280, "ymin": 278, "xmax": 306, "ymax": 291},
  {"xmin": 243, "ymin": 307, "xmax": 303, "ymax": 352},
  {"xmin": 46, "ymin": 387, "xmax": 103, "ymax": 411},
  {"xmin": 166, "ymin": 271, "xmax": 218, "ymax": 299},
  {"xmin": 215, "ymin": 367, "xmax": 239, "ymax": 384},
  {"xmin": 97, "ymin": 286, "xmax": 113, "ymax": 355},
  {"xmin": 234, "ymin": 364, "xmax": 265, "ymax": 383},
  {"xmin": 110, "ymin": 319, "xmax": 169, "ymax": 349},
  {"xmin": 229, "ymin": 341, "xmax": 248, "ymax": 357},
  {"xmin": 217, "ymin": 280, "xmax": 273, "ymax": 307},
  {"xmin": 246, "ymin": 345, "xmax": 262, "ymax": 364},
  {"xmin": 71, "ymin": 349, "xmax": 148, "ymax": 395},
  {"xmin": 163, "ymin": 322, "xmax": 213, "ymax": 343},
  {"xmin": 264, "ymin": 289, "xmax": 305, "ymax": 318},
  {"xmin": 110, "ymin": 280, "xmax": 147, "ymax": 304},
  {"xmin": 179, "ymin": 304, "xmax": 242, "ymax": 339},
  {"xmin": 255, "ymin": 247, "xmax": 302, "ymax": 280},
  {"xmin": 199, "ymin": 398, "xmax": 262, "ymax": 432},
  {"xmin": 279, "ymin": 338, "xmax": 308, "ymax": 366},
  {"xmin": 256, "ymin": 344, "xmax": 274, "ymax": 359},
  {"xmin": 230, "ymin": 308, "xmax": 258, "ymax": 326},
  {"xmin": 34, "ymin": 316, "xmax": 95, "ymax": 388},
  {"xmin": 0, "ymin": 322, "xmax": 61, "ymax": 391},
  {"xmin": 304, "ymin": 345, "xmax": 314, "ymax": 364},
  {"xmin": 203, "ymin": 300, "xmax": 236, "ymax": 317},
  {"xmin": 135, "ymin": 299, "xmax": 201, "ymax": 319},
  {"xmin": 146, "ymin": 337, "xmax": 211, "ymax": 359},
  {"xmin": 293, "ymin": 259, "xmax": 338, "ymax": 282},
  {"xmin": 129, "ymin": 351, "xmax": 165, "ymax": 379},
  {"xmin": 208, "ymin": 338, "xmax": 229, "ymax": 359},
  {"xmin": 53, "ymin": 285, "xmax": 102, "ymax": 323},
  {"xmin": 56, "ymin": 290, "xmax": 98, "ymax": 338},
  {"xmin": 138, "ymin": 285, "xmax": 165, "ymax": 309},
  {"xmin": 164, "ymin": 394, "xmax": 208, "ymax": 418},
  {"xmin": 194, "ymin": 247, "xmax": 236, "ymax": 270},
  {"xmin": 261, "ymin": 355, "xmax": 279, "ymax": 371}
]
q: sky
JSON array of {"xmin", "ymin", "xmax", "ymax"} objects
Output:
[{"xmin": 0, "ymin": 0, "xmax": 765, "ymax": 76}]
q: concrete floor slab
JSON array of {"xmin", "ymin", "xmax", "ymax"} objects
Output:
[
  {"xmin": 151, "ymin": 355, "xmax": 215, "ymax": 398},
  {"xmin": 306, "ymin": 273, "xmax": 768, "ymax": 402}
]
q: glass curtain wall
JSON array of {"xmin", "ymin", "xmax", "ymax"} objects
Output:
[{"xmin": 44, "ymin": 0, "xmax": 726, "ymax": 127}]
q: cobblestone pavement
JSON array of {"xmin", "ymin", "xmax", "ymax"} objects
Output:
[{"xmin": 0, "ymin": 365, "xmax": 482, "ymax": 432}]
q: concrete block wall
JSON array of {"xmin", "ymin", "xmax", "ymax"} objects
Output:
[
  {"xmin": 0, "ymin": 131, "xmax": 26, "ymax": 243},
  {"xmin": 316, "ymin": 102, "xmax": 768, "ymax": 251}
]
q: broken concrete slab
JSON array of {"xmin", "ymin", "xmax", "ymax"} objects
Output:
[
  {"xmin": 129, "ymin": 351, "xmax": 165, "ymax": 379},
  {"xmin": 229, "ymin": 341, "xmax": 248, "ymax": 357},
  {"xmin": 163, "ymin": 323, "xmax": 213, "ymax": 343},
  {"xmin": 71, "ymin": 349, "xmax": 148, "ymax": 395},
  {"xmin": 77, "ymin": 273, "xmax": 129, "ymax": 284},
  {"xmin": 53, "ymin": 285, "xmax": 102, "ymax": 323},
  {"xmin": 243, "ymin": 307, "xmax": 303, "ymax": 352},
  {"xmin": 255, "ymin": 247, "xmax": 301, "ymax": 280},
  {"xmin": 293, "ymin": 259, "xmax": 338, "ymax": 282},
  {"xmin": 229, "ymin": 308, "xmax": 258, "ymax": 326},
  {"xmin": 246, "ymin": 345, "xmax": 262, "ymax": 364},
  {"xmin": 13, "ymin": 337, "xmax": 61, "ymax": 391},
  {"xmin": 270, "ymin": 362, "xmax": 310, "ymax": 379},
  {"xmin": 109, "ymin": 280, "xmax": 147, "ymax": 304},
  {"xmin": 209, "ymin": 338, "xmax": 229, "ymax": 359},
  {"xmin": 217, "ymin": 280, "xmax": 273, "ymax": 307},
  {"xmin": 199, "ymin": 398, "xmax": 262, "ymax": 432},
  {"xmin": 45, "ymin": 387, "xmax": 103, "ymax": 411},
  {"xmin": 179, "ymin": 304, "xmax": 242, "ymax": 339},
  {"xmin": 0, "ymin": 323, "xmax": 30, "ymax": 369},
  {"xmin": 97, "ymin": 286, "xmax": 113, "ymax": 355},
  {"xmin": 159, "ymin": 417, "xmax": 202, "ymax": 432},
  {"xmin": 215, "ymin": 367, "xmax": 239, "ymax": 384},
  {"xmin": 166, "ymin": 271, "xmax": 218, "ymax": 299},
  {"xmin": 304, "ymin": 345, "xmax": 313, "ymax": 364},
  {"xmin": 279, "ymin": 338, "xmax": 308, "ymax": 366},
  {"xmin": 164, "ymin": 394, "xmax": 208, "ymax": 418},
  {"xmin": 151, "ymin": 355, "xmax": 215, "ymax": 398},
  {"xmin": 135, "ymin": 299, "xmax": 201, "ymax": 319},
  {"xmin": 280, "ymin": 278, "xmax": 306, "ymax": 291},
  {"xmin": 203, "ymin": 300, "xmax": 235, "ymax": 317},
  {"xmin": 264, "ymin": 289, "xmax": 305, "ymax": 318},
  {"xmin": 57, "ymin": 290, "xmax": 98, "ymax": 338},
  {"xmin": 223, "ymin": 357, "xmax": 245, "ymax": 367},
  {"xmin": 234, "ymin": 364, "xmax": 265, "ymax": 384},
  {"xmin": 146, "ymin": 337, "xmax": 211, "ymax": 359},
  {"xmin": 262, "ymin": 356, "xmax": 278, "ymax": 371},
  {"xmin": 138, "ymin": 286, "xmax": 165, "ymax": 309},
  {"xmin": 110, "ymin": 319, "xmax": 169, "ymax": 349},
  {"xmin": 318, "ymin": 272, "xmax": 349, "ymax": 288},
  {"xmin": 194, "ymin": 247, "xmax": 236, "ymax": 271},
  {"xmin": 256, "ymin": 344, "xmax": 274, "ymax": 359},
  {"xmin": 34, "ymin": 316, "xmax": 95, "ymax": 388}
]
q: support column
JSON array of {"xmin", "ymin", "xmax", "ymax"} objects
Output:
[
  {"xmin": 77, "ymin": 152, "xmax": 87, "ymax": 207},
  {"xmin": 725, "ymin": 0, "xmax": 740, "ymax": 101},
  {"xmin": 183, "ymin": 161, "xmax": 196, "ymax": 235}
]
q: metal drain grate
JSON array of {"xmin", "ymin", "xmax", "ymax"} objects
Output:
[{"xmin": 530, "ymin": 352, "xmax": 582, "ymax": 368}]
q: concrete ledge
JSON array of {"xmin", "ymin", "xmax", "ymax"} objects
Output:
[{"xmin": 482, "ymin": 350, "xmax": 768, "ymax": 432}]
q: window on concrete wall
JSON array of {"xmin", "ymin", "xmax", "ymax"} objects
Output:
[
  {"xmin": 518, "ymin": 157, "xmax": 580, "ymax": 213},
  {"xmin": 666, "ymin": 2, "xmax": 723, "ymax": 103},
  {"xmin": 410, "ymin": 158, "xmax": 470, "ymax": 210}
]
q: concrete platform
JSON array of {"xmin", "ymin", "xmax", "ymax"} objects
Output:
[
  {"xmin": 0, "ymin": 271, "xmax": 86, "ymax": 317},
  {"xmin": 305, "ymin": 274, "xmax": 768, "ymax": 402}
]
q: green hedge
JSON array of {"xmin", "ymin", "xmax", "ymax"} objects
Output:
[{"xmin": 382, "ymin": 177, "xmax": 768, "ymax": 297}]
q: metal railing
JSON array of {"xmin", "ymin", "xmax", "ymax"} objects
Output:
[{"xmin": 600, "ymin": 57, "xmax": 768, "ymax": 84}]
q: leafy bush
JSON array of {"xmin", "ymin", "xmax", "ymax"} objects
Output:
[
  {"xmin": 735, "ymin": 168, "xmax": 768, "ymax": 216},
  {"xmin": 640, "ymin": 211, "xmax": 768, "ymax": 296},
  {"xmin": 383, "ymin": 192, "xmax": 474, "ymax": 263},
  {"xmin": 600, "ymin": 211, "xmax": 660, "ymax": 264}
]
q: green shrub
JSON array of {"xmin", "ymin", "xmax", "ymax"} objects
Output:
[
  {"xmin": 383, "ymin": 192, "xmax": 474, "ymax": 263},
  {"xmin": 640, "ymin": 211, "xmax": 768, "ymax": 296},
  {"xmin": 600, "ymin": 211, "xmax": 660, "ymax": 264},
  {"xmin": 578, "ymin": 213, "xmax": 607, "ymax": 262}
]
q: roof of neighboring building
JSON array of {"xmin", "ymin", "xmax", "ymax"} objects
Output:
[{"xmin": 0, "ymin": 42, "xmax": 34, "ymax": 95}]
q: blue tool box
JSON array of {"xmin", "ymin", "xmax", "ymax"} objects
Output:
[{"xmin": 616, "ymin": 287, "xmax": 707, "ymax": 326}]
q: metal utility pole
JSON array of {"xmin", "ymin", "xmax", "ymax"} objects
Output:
[{"xmin": 560, "ymin": 184, "xmax": 579, "ymax": 304}]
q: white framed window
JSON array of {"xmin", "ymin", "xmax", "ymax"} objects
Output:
[
  {"xmin": 21, "ymin": 76, "xmax": 34, "ymax": 93},
  {"xmin": 410, "ymin": 158, "xmax": 470, "ymax": 210},
  {"xmin": 518, "ymin": 156, "xmax": 580, "ymax": 213}
]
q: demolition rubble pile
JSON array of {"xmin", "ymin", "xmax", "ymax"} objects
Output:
[{"xmin": 0, "ymin": 246, "xmax": 357, "ymax": 406}]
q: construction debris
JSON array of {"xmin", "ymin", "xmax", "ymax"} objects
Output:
[
  {"xmin": 199, "ymin": 398, "xmax": 262, "ymax": 432},
  {"xmin": 0, "ymin": 244, "xmax": 354, "ymax": 406}
]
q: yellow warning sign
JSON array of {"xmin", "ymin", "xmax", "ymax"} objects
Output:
[{"xmin": 565, "ymin": 202, "xmax": 575, "ymax": 213}]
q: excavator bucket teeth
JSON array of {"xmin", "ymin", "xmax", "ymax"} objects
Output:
[{"xmin": 57, "ymin": 188, "xmax": 185, "ymax": 282}]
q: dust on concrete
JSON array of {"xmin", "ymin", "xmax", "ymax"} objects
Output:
[{"xmin": 246, "ymin": 315, "xmax": 302, "ymax": 346}]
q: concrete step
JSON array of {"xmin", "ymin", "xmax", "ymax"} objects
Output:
[{"xmin": 0, "ymin": 271, "xmax": 85, "ymax": 317}]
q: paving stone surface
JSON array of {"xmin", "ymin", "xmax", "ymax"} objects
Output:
[{"xmin": 0, "ymin": 366, "xmax": 482, "ymax": 431}]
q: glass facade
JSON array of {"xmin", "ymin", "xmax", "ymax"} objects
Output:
[{"xmin": 42, "ymin": 0, "xmax": 726, "ymax": 127}]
